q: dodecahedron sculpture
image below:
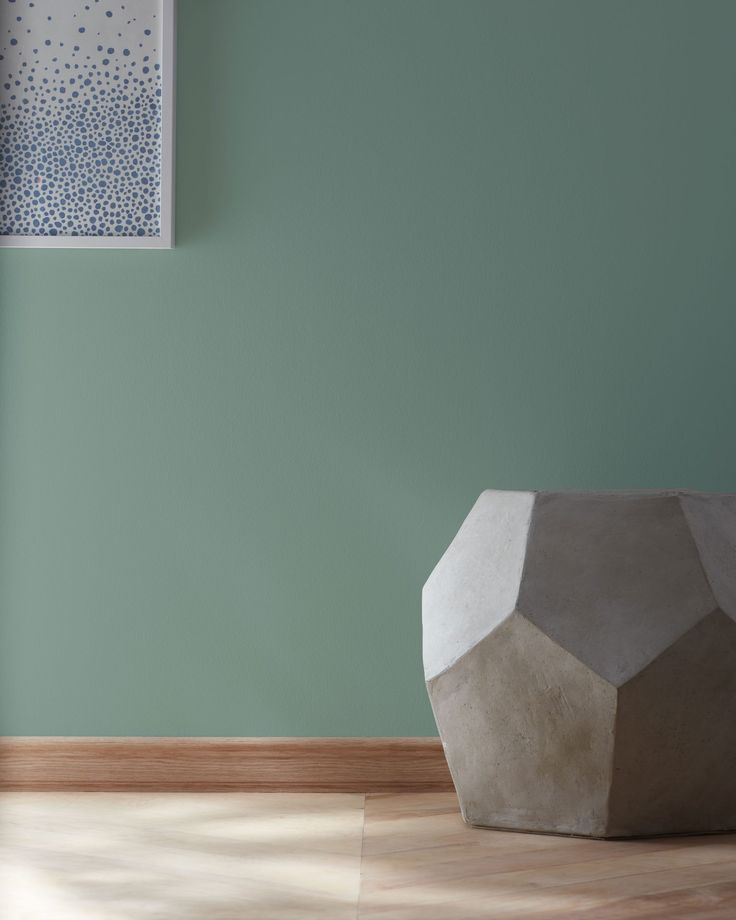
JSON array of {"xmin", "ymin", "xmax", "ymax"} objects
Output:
[{"xmin": 423, "ymin": 490, "xmax": 736, "ymax": 838}]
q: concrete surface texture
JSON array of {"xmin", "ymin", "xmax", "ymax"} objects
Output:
[{"xmin": 423, "ymin": 489, "xmax": 736, "ymax": 838}]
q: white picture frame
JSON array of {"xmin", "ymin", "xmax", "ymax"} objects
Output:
[{"xmin": 0, "ymin": 0, "xmax": 175, "ymax": 249}]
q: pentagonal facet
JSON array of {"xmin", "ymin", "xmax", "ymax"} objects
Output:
[
  {"xmin": 422, "ymin": 489, "xmax": 534, "ymax": 681},
  {"xmin": 517, "ymin": 491, "xmax": 717, "ymax": 686},
  {"xmin": 607, "ymin": 608, "xmax": 736, "ymax": 837},
  {"xmin": 680, "ymin": 492, "xmax": 736, "ymax": 621},
  {"xmin": 428, "ymin": 611, "xmax": 616, "ymax": 837}
]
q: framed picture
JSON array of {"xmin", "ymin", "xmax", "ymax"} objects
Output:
[{"xmin": 0, "ymin": 0, "xmax": 175, "ymax": 248}]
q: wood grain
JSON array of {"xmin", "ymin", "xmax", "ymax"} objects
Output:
[
  {"xmin": 357, "ymin": 793, "xmax": 736, "ymax": 919},
  {"xmin": 2, "ymin": 790, "xmax": 735, "ymax": 917},
  {"xmin": 0, "ymin": 792, "xmax": 365, "ymax": 919},
  {"xmin": 0, "ymin": 737, "xmax": 454, "ymax": 792}
]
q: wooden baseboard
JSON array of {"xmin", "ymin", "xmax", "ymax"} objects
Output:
[{"xmin": 0, "ymin": 737, "xmax": 454, "ymax": 793}]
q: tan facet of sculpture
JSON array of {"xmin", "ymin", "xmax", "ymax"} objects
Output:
[{"xmin": 423, "ymin": 490, "xmax": 736, "ymax": 838}]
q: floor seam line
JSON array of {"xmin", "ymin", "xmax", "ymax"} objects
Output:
[{"xmin": 355, "ymin": 791, "xmax": 368, "ymax": 920}]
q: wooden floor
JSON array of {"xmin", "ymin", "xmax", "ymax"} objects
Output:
[{"xmin": 1, "ymin": 792, "xmax": 735, "ymax": 919}]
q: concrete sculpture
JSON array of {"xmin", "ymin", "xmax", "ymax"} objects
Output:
[{"xmin": 423, "ymin": 490, "xmax": 736, "ymax": 838}]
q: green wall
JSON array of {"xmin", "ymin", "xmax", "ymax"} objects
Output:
[{"xmin": 1, "ymin": 0, "xmax": 735, "ymax": 736}]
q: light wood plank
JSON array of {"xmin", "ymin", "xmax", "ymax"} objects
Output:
[
  {"xmin": 0, "ymin": 737, "xmax": 453, "ymax": 792},
  {"xmin": 3, "ymin": 789, "xmax": 736, "ymax": 918},
  {"xmin": 357, "ymin": 793, "xmax": 736, "ymax": 919},
  {"xmin": 0, "ymin": 792, "xmax": 365, "ymax": 920}
]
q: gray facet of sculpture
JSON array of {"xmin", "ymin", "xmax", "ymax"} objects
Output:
[{"xmin": 423, "ymin": 489, "xmax": 736, "ymax": 838}]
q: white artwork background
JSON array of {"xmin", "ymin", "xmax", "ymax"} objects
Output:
[{"xmin": 0, "ymin": 0, "xmax": 162, "ymax": 237}]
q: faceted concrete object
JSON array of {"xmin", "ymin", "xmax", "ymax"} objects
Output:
[{"xmin": 423, "ymin": 490, "xmax": 736, "ymax": 838}]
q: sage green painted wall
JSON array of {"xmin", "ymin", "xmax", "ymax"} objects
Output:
[{"xmin": 1, "ymin": 0, "xmax": 735, "ymax": 736}]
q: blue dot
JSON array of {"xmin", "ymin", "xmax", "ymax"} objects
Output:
[
  {"xmin": 78, "ymin": 27, "xmax": 85, "ymax": 33},
  {"xmin": 10, "ymin": 38, "xmax": 17, "ymax": 45},
  {"xmin": 106, "ymin": 10, "xmax": 112, "ymax": 16},
  {"xmin": 144, "ymin": 29, "xmax": 151, "ymax": 35}
]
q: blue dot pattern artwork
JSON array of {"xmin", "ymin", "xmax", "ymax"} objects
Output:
[{"xmin": 0, "ymin": 0, "xmax": 162, "ymax": 237}]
